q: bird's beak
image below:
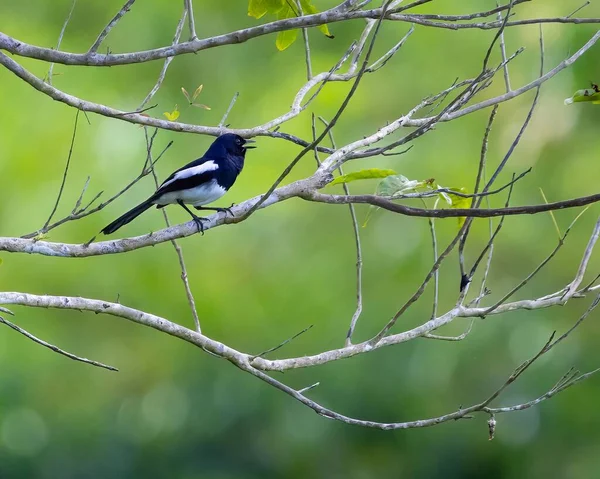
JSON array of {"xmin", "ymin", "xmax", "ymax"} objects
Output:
[{"xmin": 244, "ymin": 139, "xmax": 257, "ymax": 149}]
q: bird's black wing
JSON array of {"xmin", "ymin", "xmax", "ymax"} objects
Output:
[{"xmin": 153, "ymin": 156, "xmax": 220, "ymax": 197}]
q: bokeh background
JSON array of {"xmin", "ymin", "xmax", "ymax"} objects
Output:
[{"xmin": 2, "ymin": 1, "xmax": 600, "ymax": 477}]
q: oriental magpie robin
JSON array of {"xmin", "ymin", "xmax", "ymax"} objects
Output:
[{"xmin": 101, "ymin": 133, "xmax": 255, "ymax": 235}]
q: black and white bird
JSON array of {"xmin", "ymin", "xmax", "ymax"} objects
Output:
[{"xmin": 101, "ymin": 133, "xmax": 255, "ymax": 235}]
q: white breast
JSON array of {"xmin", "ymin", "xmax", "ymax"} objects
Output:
[{"xmin": 155, "ymin": 179, "xmax": 227, "ymax": 206}]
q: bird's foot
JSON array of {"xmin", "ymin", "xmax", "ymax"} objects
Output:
[
  {"xmin": 193, "ymin": 205, "xmax": 235, "ymax": 217},
  {"xmin": 216, "ymin": 206, "xmax": 234, "ymax": 217},
  {"xmin": 191, "ymin": 216, "xmax": 206, "ymax": 235}
]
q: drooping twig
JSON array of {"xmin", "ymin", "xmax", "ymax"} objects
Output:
[
  {"xmin": 144, "ymin": 128, "xmax": 201, "ymax": 333},
  {"xmin": 318, "ymin": 117, "xmax": 364, "ymax": 346},
  {"xmin": 0, "ymin": 314, "xmax": 118, "ymax": 372}
]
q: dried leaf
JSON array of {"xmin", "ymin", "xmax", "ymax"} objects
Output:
[
  {"xmin": 181, "ymin": 87, "xmax": 191, "ymax": 103},
  {"xmin": 192, "ymin": 84, "xmax": 204, "ymax": 101}
]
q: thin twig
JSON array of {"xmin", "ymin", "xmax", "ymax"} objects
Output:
[
  {"xmin": 47, "ymin": 0, "xmax": 77, "ymax": 85},
  {"xmin": 43, "ymin": 110, "xmax": 80, "ymax": 231},
  {"xmin": 483, "ymin": 230, "xmax": 571, "ymax": 316},
  {"xmin": 567, "ymin": 1, "xmax": 590, "ymax": 19},
  {"xmin": 240, "ymin": 1, "xmax": 393, "ymax": 221},
  {"xmin": 424, "ymin": 198, "xmax": 439, "ymax": 319},
  {"xmin": 252, "ymin": 325, "xmax": 314, "ymax": 359},
  {"xmin": 0, "ymin": 315, "xmax": 118, "ymax": 371},
  {"xmin": 295, "ymin": 0, "xmax": 313, "ymax": 79},
  {"xmin": 144, "ymin": 128, "xmax": 201, "ymax": 333},
  {"xmin": 20, "ymin": 138, "xmax": 172, "ymax": 239},
  {"xmin": 496, "ymin": 9, "xmax": 512, "ymax": 92},
  {"xmin": 319, "ymin": 117, "xmax": 363, "ymax": 346},
  {"xmin": 88, "ymin": 0, "xmax": 136, "ymax": 54},
  {"xmin": 139, "ymin": 8, "xmax": 187, "ymax": 110},
  {"xmin": 218, "ymin": 92, "xmax": 239, "ymax": 128},
  {"xmin": 297, "ymin": 382, "xmax": 320, "ymax": 394},
  {"xmin": 184, "ymin": 0, "xmax": 198, "ymax": 40}
]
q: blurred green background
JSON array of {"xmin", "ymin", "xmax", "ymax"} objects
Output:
[{"xmin": 2, "ymin": 1, "xmax": 600, "ymax": 477}]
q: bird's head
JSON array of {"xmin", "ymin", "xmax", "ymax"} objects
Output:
[{"xmin": 214, "ymin": 133, "xmax": 256, "ymax": 156}]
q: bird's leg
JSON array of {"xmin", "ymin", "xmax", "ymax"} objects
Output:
[
  {"xmin": 193, "ymin": 204, "xmax": 234, "ymax": 217},
  {"xmin": 177, "ymin": 200, "xmax": 206, "ymax": 235}
]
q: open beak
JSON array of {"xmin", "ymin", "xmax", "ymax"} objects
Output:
[{"xmin": 244, "ymin": 139, "xmax": 257, "ymax": 149}]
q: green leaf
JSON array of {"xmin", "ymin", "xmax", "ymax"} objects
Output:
[
  {"xmin": 362, "ymin": 175, "xmax": 432, "ymax": 228},
  {"xmin": 330, "ymin": 168, "xmax": 397, "ymax": 186},
  {"xmin": 275, "ymin": 3, "xmax": 297, "ymax": 50},
  {"xmin": 0, "ymin": 258, "xmax": 3, "ymax": 266},
  {"xmin": 249, "ymin": 0, "xmax": 332, "ymax": 49},
  {"xmin": 248, "ymin": 0, "xmax": 284, "ymax": 18},
  {"xmin": 564, "ymin": 88, "xmax": 600, "ymax": 105},
  {"xmin": 276, "ymin": 29, "xmax": 299, "ymax": 51},
  {"xmin": 163, "ymin": 105, "xmax": 180, "ymax": 122},
  {"xmin": 377, "ymin": 175, "xmax": 431, "ymax": 197},
  {"xmin": 301, "ymin": 0, "xmax": 333, "ymax": 38},
  {"xmin": 249, "ymin": 0, "xmax": 284, "ymax": 18},
  {"xmin": 438, "ymin": 187, "xmax": 470, "ymax": 228}
]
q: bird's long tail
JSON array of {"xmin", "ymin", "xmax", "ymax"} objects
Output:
[{"xmin": 101, "ymin": 198, "xmax": 154, "ymax": 235}]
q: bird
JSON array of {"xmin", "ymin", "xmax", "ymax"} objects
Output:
[{"xmin": 101, "ymin": 133, "xmax": 255, "ymax": 235}]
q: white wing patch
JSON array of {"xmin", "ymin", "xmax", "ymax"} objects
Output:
[{"xmin": 160, "ymin": 161, "xmax": 219, "ymax": 189}]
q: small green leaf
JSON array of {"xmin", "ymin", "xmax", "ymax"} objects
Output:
[
  {"xmin": 377, "ymin": 175, "xmax": 430, "ymax": 197},
  {"xmin": 248, "ymin": 0, "xmax": 284, "ymax": 18},
  {"xmin": 564, "ymin": 88, "xmax": 600, "ymax": 105},
  {"xmin": 248, "ymin": 0, "xmax": 269, "ymax": 19},
  {"xmin": 276, "ymin": 29, "xmax": 298, "ymax": 51},
  {"xmin": 301, "ymin": 0, "xmax": 333, "ymax": 38},
  {"xmin": 275, "ymin": 3, "xmax": 298, "ymax": 50},
  {"xmin": 438, "ymin": 187, "xmax": 470, "ymax": 228},
  {"xmin": 163, "ymin": 105, "xmax": 180, "ymax": 121},
  {"xmin": 330, "ymin": 168, "xmax": 397, "ymax": 186},
  {"xmin": 249, "ymin": 0, "xmax": 331, "ymax": 49}
]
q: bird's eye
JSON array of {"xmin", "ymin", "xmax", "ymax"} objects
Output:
[{"xmin": 236, "ymin": 138, "xmax": 242, "ymax": 145}]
